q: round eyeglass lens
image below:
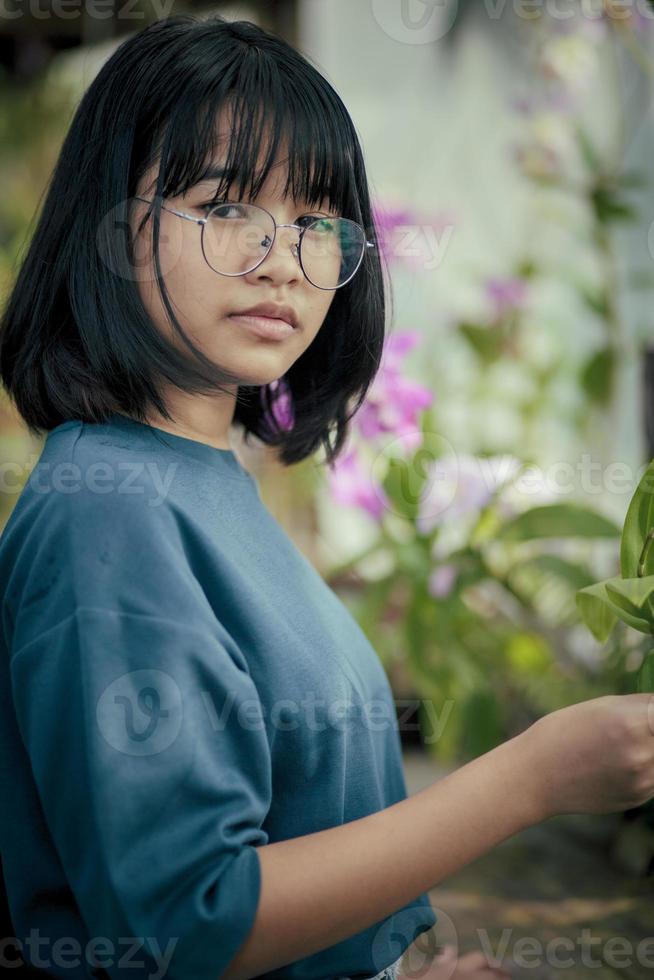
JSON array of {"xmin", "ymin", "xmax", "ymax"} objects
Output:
[
  {"xmin": 299, "ymin": 217, "xmax": 366, "ymax": 289},
  {"xmin": 201, "ymin": 203, "xmax": 275, "ymax": 276}
]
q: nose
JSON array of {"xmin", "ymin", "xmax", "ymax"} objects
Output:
[{"xmin": 245, "ymin": 224, "xmax": 302, "ymax": 287}]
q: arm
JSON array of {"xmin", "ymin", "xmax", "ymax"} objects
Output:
[
  {"xmin": 223, "ymin": 727, "xmax": 543, "ymax": 980},
  {"xmin": 227, "ymin": 688, "xmax": 654, "ymax": 979},
  {"xmin": 6, "ymin": 480, "xmax": 546, "ymax": 980}
]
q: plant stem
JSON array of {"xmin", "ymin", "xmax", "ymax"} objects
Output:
[{"xmin": 637, "ymin": 527, "xmax": 654, "ymax": 577}]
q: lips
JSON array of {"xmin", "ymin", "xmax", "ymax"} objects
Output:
[{"xmin": 229, "ymin": 303, "xmax": 298, "ymax": 329}]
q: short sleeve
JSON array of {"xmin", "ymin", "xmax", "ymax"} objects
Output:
[{"xmin": 6, "ymin": 482, "xmax": 273, "ymax": 980}]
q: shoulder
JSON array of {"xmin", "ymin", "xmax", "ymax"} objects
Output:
[
  {"xmin": 1, "ymin": 424, "xmax": 187, "ymax": 605},
  {"xmin": 36, "ymin": 419, "xmax": 182, "ymax": 513},
  {"xmin": 13, "ymin": 421, "xmax": 182, "ymax": 536},
  {"xmin": 1, "ymin": 428, "xmax": 209, "ymax": 654}
]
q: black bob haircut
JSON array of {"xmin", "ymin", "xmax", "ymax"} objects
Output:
[{"xmin": 0, "ymin": 13, "xmax": 390, "ymax": 467}]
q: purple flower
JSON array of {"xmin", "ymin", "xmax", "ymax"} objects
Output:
[
  {"xmin": 327, "ymin": 446, "xmax": 389, "ymax": 521},
  {"xmin": 379, "ymin": 329, "xmax": 423, "ymax": 369},
  {"xmin": 372, "ymin": 203, "xmax": 416, "ymax": 235},
  {"xmin": 327, "ymin": 330, "xmax": 433, "ymax": 516},
  {"xmin": 260, "ymin": 377, "xmax": 294, "ymax": 433},
  {"xmin": 428, "ymin": 563, "xmax": 458, "ymax": 599},
  {"xmin": 371, "ymin": 203, "xmax": 414, "ymax": 266},
  {"xmin": 484, "ymin": 277, "xmax": 529, "ymax": 321},
  {"xmin": 371, "ymin": 201, "xmax": 457, "ymax": 268},
  {"xmin": 353, "ymin": 330, "xmax": 434, "ymax": 452}
]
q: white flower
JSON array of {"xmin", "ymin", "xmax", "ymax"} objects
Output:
[
  {"xmin": 418, "ymin": 453, "xmax": 523, "ymax": 535},
  {"xmin": 540, "ymin": 35, "xmax": 599, "ymax": 94}
]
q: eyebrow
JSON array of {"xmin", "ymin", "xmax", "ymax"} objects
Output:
[
  {"xmin": 189, "ymin": 164, "xmax": 336, "ymax": 213},
  {"xmin": 194, "ymin": 164, "xmax": 229, "ymax": 185}
]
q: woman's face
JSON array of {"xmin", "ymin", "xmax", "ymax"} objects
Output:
[{"xmin": 130, "ymin": 147, "xmax": 339, "ymax": 388}]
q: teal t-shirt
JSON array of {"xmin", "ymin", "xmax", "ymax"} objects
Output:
[{"xmin": 0, "ymin": 413, "xmax": 436, "ymax": 980}]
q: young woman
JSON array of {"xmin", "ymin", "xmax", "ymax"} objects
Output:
[{"xmin": 0, "ymin": 13, "xmax": 652, "ymax": 980}]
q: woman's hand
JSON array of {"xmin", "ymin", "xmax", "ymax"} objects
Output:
[{"xmin": 522, "ymin": 693, "xmax": 654, "ymax": 818}]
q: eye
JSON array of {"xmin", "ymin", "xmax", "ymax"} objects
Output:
[
  {"xmin": 300, "ymin": 216, "xmax": 337, "ymax": 234},
  {"xmin": 201, "ymin": 201, "xmax": 249, "ymax": 218},
  {"xmin": 297, "ymin": 214, "xmax": 336, "ymax": 231},
  {"xmin": 196, "ymin": 200, "xmax": 220, "ymax": 214}
]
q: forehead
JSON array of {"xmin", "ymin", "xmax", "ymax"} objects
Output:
[
  {"xmin": 198, "ymin": 106, "xmax": 334, "ymax": 206},
  {"xmin": 192, "ymin": 154, "xmax": 289, "ymax": 194},
  {"xmin": 142, "ymin": 102, "xmax": 341, "ymax": 211}
]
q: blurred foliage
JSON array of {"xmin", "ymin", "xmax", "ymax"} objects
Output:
[
  {"xmin": 0, "ymin": 63, "xmax": 75, "ymax": 296},
  {"xmin": 0, "ymin": 63, "xmax": 78, "ymax": 519},
  {"xmin": 325, "ymin": 405, "xmax": 637, "ymax": 766},
  {"xmin": 319, "ymin": 5, "xmax": 654, "ymax": 875}
]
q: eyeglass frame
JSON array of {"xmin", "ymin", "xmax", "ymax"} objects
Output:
[{"xmin": 133, "ymin": 195, "xmax": 376, "ymax": 290}]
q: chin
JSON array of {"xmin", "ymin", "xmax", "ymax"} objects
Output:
[
  {"xmin": 203, "ymin": 334, "xmax": 300, "ymax": 386},
  {"xmin": 226, "ymin": 360, "xmax": 293, "ymax": 388}
]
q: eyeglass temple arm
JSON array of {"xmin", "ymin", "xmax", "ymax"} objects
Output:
[{"xmin": 134, "ymin": 196, "xmax": 205, "ymax": 225}]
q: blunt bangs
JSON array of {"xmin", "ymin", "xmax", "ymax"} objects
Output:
[
  {"xmin": 151, "ymin": 51, "xmax": 358, "ymax": 223},
  {"xmin": 0, "ymin": 13, "xmax": 388, "ymax": 467}
]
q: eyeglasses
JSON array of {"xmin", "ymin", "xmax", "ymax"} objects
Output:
[{"xmin": 134, "ymin": 196, "xmax": 376, "ymax": 290}]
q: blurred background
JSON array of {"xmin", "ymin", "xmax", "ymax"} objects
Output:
[{"xmin": 1, "ymin": 1, "xmax": 654, "ymax": 976}]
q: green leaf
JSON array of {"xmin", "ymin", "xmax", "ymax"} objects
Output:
[
  {"xmin": 516, "ymin": 259, "xmax": 538, "ymax": 280},
  {"xmin": 507, "ymin": 554, "xmax": 597, "ymax": 626},
  {"xmin": 575, "ymin": 125, "xmax": 602, "ymax": 175},
  {"xmin": 636, "ymin": 650, "xmax": 654, "ymax": 693},
  {"xmin": 576, "ymin": 579, "xmax": 620, "ymax": 642},
  {"xmin": 583, "ymin": 576, "xmax": 654, "ymax": 635},
  {"xmin": 511, "ymin": 554, "xmax": 596, "ymax": 590},
  {"xmin": 579, "ymin": 288, "xmax": 610, "ymax": 319},
  {"xmin": 578, "ymin": 577, "xmax": 654, "ymax": 639},
  {"xmin": 620, "ymin": 459, "xmax": 654, "ymax": 578},
  {"xmin": 397, "ymin": 540, "xmax": 432, "ymax": 578},
  {"xmin": 577, "ymin": 575, "xmax": 652, "ymax": 643},
  {"xmin": 404, "ymin": 586, "xmax": 432, "ymax": 673},
  {"xmin": 458, "ymin": 322, "xmax": 501, "ymax": 363},
  {"xmin": 497, "ymin": 504, "xmax": 620, "ymax": 543},
  {"xmin": 605, "ymin": 575, "xmax": 654, "ymax": 616},
  {"xmin": 591, "ymin": 187, "xmax": 638, "ymax": 224},
  {"xmin": 604, "ymin": 600, "xmax": 652, "ymax": 635},
  {"xmin": 459, "ymin": 687, "xmax": 503, "ymax": 759},
  {"xmin": 382, "ymin": 454, "xmax": 425, "ymax": 521},
  {"xmin": 580, "ymin": 346, "xmax": 616, "ymax": 405}
]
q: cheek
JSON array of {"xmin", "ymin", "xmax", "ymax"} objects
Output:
[
  {"xmin": 310, "ymin": 292, "xmax": 337, "ymax": 330},
  {"xmin": 136, "ymin": 222, "xmax": 226, "ymax": 320},
  {"xmin": 161, "ymin": 226, "xmax": 212, "ymax": 300}
]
